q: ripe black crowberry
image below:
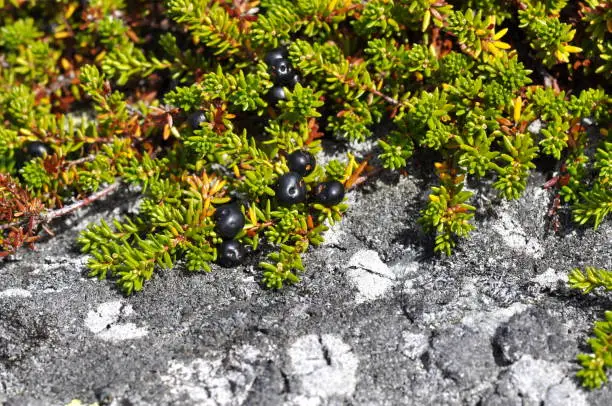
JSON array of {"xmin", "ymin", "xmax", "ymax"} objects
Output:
[
  {"xmin": 267, "ymin": 86, "xmax": 286, "ymax": 106},
  {"xmin": 288, "ymin": 73, "xmax": 300, "ymax": 89},
  {"xmin": 217, "ymin": 240, "xmax": 246, "ymax": 267},
  {"xmin": 188, "ymin": 110, "xmax": 207, "ymax": 129},
  {"xmin": 25, "ymin": 141, "xmax": 51, "ymax": 158},
  {"xmin": 213, "ymin": 203, "xmax": 245, "ymax": 239},
  {"xmin": 264, "ymin": 47, "xmax": 288, "ymax": 66},
  {"xmin": 287, "ymin": 150, "xmax": 316, "ymax": 177},
  {"xmin": 276, "ymin": 172, "xmax": 306, "ymax": 206},
  {"xmin": 311, "ymin": 181, "xmax": 345, "ymax": 207},
  {"xmin": 270, "ymin": 59, "xmax": 294, "ymax": 86}
]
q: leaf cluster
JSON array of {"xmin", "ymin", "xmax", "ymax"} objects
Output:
[{"xmin": 568, "ymin": 267, "xmax": 612, "ymax": 389}]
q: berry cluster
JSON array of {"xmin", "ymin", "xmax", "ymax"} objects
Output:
[
  {"xmin": 212, "ymin": 149, "xmax": 345, "ymax": 268},
  {"xmin": 213, "ymin": 203, "xmax": 246, "ymax": 267},
  {"xmin": 276, "ymin": 150, "xmax": 345, "ymax": 207},
  {"xmin": 264, "ymin": 47, "xmax": 300, "ymax": 105}
]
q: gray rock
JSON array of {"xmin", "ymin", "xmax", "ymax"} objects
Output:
[
  {"xmin": 0, "ymin": 301, "xmax": 55, "ymax": 363},
  {"xmin": 0, "ymin": 171, "xmax": 611, "ymax": 405},
  {"xmin": 545, "ymin": 378, "xmax": 589, "ymax": 406},
  {"xmin": 431, "ymin": 327, "xmax": 498, "ymax": 393},
  {"xmin": 286, "ymin": 334, "xmax": 359, "ymax": 403},
  {"xmin": 484, "ymin": 355, "xmax": 578, "ymax": 406},
  {"xmin": 493, "ymin": 305, "xmax": 578, "ymax": 364}
]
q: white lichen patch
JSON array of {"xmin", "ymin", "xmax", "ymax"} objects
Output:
[
  {"xmin": 506, "ymin": 356, "xmax": 565, "ymax": 400},
  {"xmin": 283, "ymin": 395, "xmax": 323, "ymax": 406},
  {"xmin": 160, "ymin": 345, "xmax": 260, "ymax": 405},
  {"xmin": 346, "ymin": 250, "xmax": 395, "ymax": 303},
  {"xmin": 321, "ymin": 221, "xmax": 348, "ymax": 248},
  {"xmin": 0, "ymin": 288, "xmax": 32, "ymax": 298},
  {"xmin": 492, "ymin": 212, "xmax": 544, "ymax": 258},
  {"xmin": 462, "ymin": 302, "xmax": 529, "ymax": 337},
  {"xmin": 95, "ymin": 323, "xmax": 148, "ymax": 341},
  {"xmin": 400, "ymin": 331, "xmax": 430, "ymax": 360},
  {"xmin": 530, "ymin": 267, "xmax": 566, "ymax": 290},
  {"xmin": 163, "ymin": 359, "xmax": 220, "ymax": 404},
  {"xmin": 85, "ymin": 300, "xmax": 147, "ymax": 341},
  {"xmin": 497, "ymin": 355, "xmax": 586, "ymax": 405},
  {"xmin": 527, "ymin": 119, "xmax": 543, "ymax": 134},
  {"xmin": 287, "ymin": 334, "xmax": 359, "ymax": 402},
  {"xmin": 390, "ymin": 256, "xmax": 421, "ymax": 279},
  {"xmin": 545, "ymin": 377, "xmax": 589, "ymax": 406}
]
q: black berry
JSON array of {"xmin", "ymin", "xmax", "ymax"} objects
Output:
[
  {"xmin": 311, "ymin": 181, "xmax": 345, "ymax": 206},
  {"xmin": 213, "ymin": 203, "xmax": 245, "ymax": 239},
  {"xmin": 217, "ymin": 240, "xmax": 246, "ymax": 267},
  {"xmin": 264, "ymin": 47, "xmax": 288, "ymax": 66},
  {"xmin": 25, "ymin": 141, "xmax": 51, "ymax": 158},
  {"xmin": 287, "ymin": 150, "xmax": 316, "ymax": 177},
  {"xmin": 267, "ymin": 86, "xmax": 286, "ymax": 106},
  {"xmin": 276, "ymin": 172, "xmax": 306, "ymax": 206},
  {"xmin": 288, "ymin": 73, "xmax": 301, "ymax": 89},
  {"xmin": 188, "ymin": 110, "xmax": 207, "ymax": 129},
  {"xmin": 270, "ymin": 59, "xmax": 294, "ymax": 85}
]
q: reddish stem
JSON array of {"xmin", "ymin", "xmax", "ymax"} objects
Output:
[{"xmin": 0, "ymin": 181, "xmax": 121, "ymax": 231}]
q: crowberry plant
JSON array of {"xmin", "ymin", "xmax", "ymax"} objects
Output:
[{"xmin": 0, "ymin": 1, "xmax": 609, "ymax": 319}]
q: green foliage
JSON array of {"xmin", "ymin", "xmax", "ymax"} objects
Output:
[
  {"xmin": 519, "ymin": 1, "xmax": 583, "ymax": 67},
  {"xmin": 0, "ymin": 0, "xmax": 610, "ymax": 296},
  {"xmin": 569, "ymin": 267, "xmax": 612, "ymax": 294},
  {"xmin": 579, "ymin": 1, "xmax": 612, "ymax": 78},
  {"xmin": 567, "ymin": 135, "xmax": 611, "ymax": 229},
  {"xmin": 78, "ymin": 171, "xmax": 227, "ymax": 295},
  {"xmin": 446, "ymin": 9, "xmax": 510, "ymax": 58},
  {"xmin": 573, "ymin": 186, "xmax": 612, "ymax": 231},
  {"xmin": 576, "ymin": 312, "xmax": 612, "ymax": 390},
  {"xmin": 278, "ymin": 84, "xmax": 324, "ymax": 123},
  {"xmin": 102, "ymin": 42, "xmax": 170, "ymax": 86},
  {"xmin": 451, "ymin": 0, "xmax": 512, "ymax": 23},
  {"xmin": 491, "ymin": 133, "xmax": 538, "ymax": 200},
  {"xmin": 568, "ymin": 267, "xmax": 612, "ymax": 389},
  {"xmin": 352, "ymin": 0, "xmax": 399, "ymax": 37},
  {"xmin": 0, "ymin": 18, "xmax": 42, "ymax": 50},
  {"xmin": 167, "ymin": 0, "xmax": 246, "ymax": 57},
  {"xmin": 419, "ymin": 162, "xmax": 475, "ymax": 255}
]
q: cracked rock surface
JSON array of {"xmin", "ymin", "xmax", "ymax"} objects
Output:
[{"xmin": 0, "ymin": 169, "xmax": 611, "ymax": 405}]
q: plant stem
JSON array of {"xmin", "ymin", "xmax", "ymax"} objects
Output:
[{"xmin": 0, "ymin": 181, "xmax": 121, "ymax": 231}]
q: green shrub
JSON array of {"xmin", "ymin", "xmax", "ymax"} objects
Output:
[{"xmin": 0, "ymin": 1, "xmax": 610, "ymax": 295}]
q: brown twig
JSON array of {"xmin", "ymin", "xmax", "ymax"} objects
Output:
[
  {"xmin": 41, "ymin": 181, "xmax": 121, "ymax": 222},
  {"xmin": 0, "ymin": 181, "xmax": 121, "ymax": 231},
  {"xmin": 65, "ymin": 154, "xmax": 96, "ymax": 168}
]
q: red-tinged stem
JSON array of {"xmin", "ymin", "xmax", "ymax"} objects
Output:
[
  {"xmin": 65, "ymin": 154, "xmax": 96, "ymax": 168},
  {"xmin": 0, "ymin": 181, "xmax": 121, "ymax": 231},
  {"xmin": 41, "ymin": 181, "xmax": 121, "ymax": 222}
]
